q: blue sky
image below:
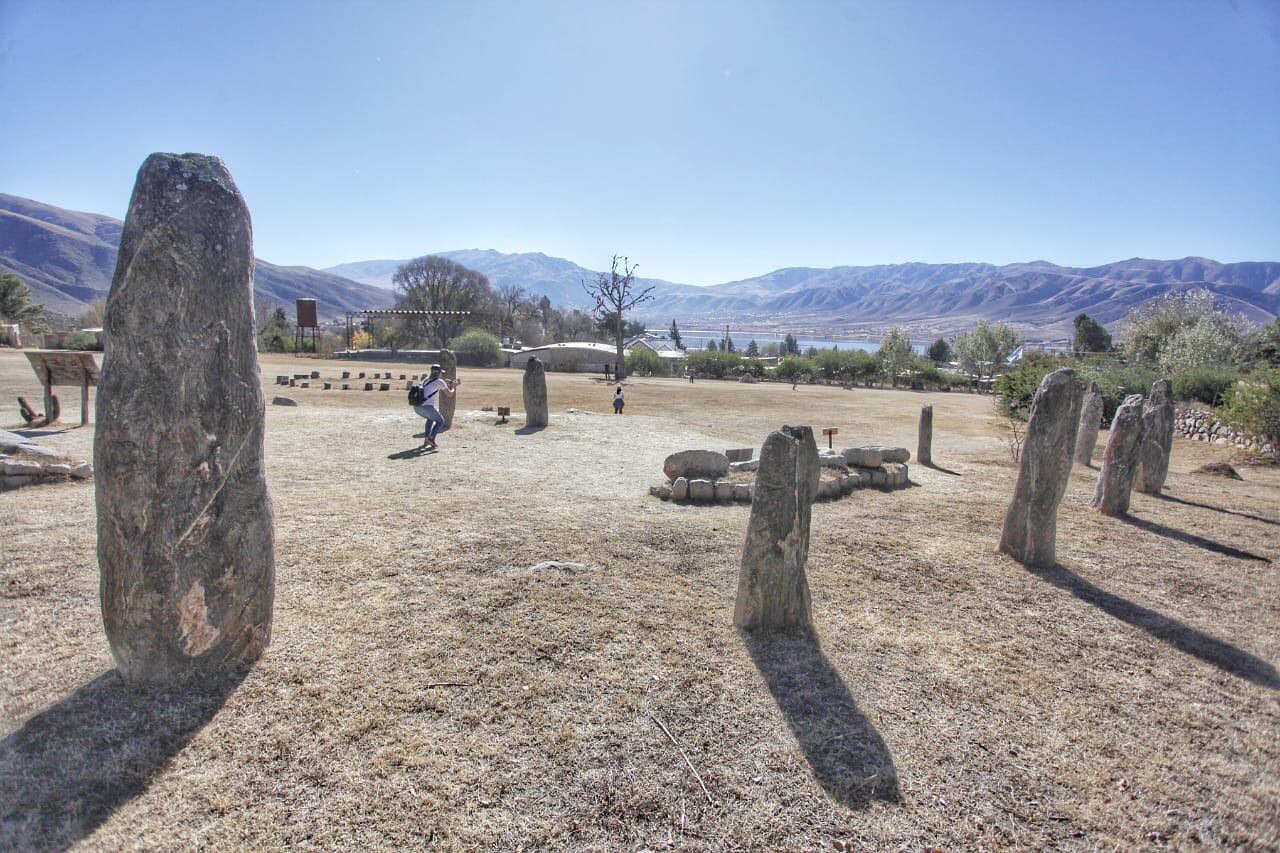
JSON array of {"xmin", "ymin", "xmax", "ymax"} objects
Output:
[{"xmin": 1, "ymin": 0, "xmax": 1277, "ymax": 284}]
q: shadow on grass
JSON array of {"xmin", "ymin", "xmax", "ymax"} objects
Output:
[
  {"xmin": 921, "ymin": 462, "xmax": 961, "ymax": 476},
  {"xmin": 1119, "ymin": 513, "xmax": 1271, "ymax": 563},
  {"xmin": 1026, "ymin": 563, "xmax": 1279, "ymax": 690},
  {"xmin": 388, "ymin": 445, "xmax": 437, "ymax": 460},
  {"xmin": 0, "ymin": 668, "xmax": 246, "ymax": 851},
  {"xmin": 744, "ymin": 632, "xmax": 899, "ymax": 807},
  {"xmin": 1158, "ymin": 494, "xmax": 1280, "ymax": 528},
  {"xmin": 514, "ymin": 426, "xmax": 546, "ymax": 436}
]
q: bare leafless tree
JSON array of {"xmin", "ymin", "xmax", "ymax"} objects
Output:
[
  {"xmin": 392, "ymin": 255, "xmax": 490, "ymax": 346},
  {"xmin": 582, "ymin": 256, "xmax": 653, "ymax": 380},
  {"xmin": 496, "ymin": 283, "xmax": 528, "ymax": 343}
]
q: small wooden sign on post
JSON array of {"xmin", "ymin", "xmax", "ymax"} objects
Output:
[
  {"xmin": 821, "ymin": 427, "xmax": 838, "ymax": 449},
  {"xmin": 497, "ymin": 406, "xmax": 511, "ymax": 424},
  {"xmin": 24, "ymin": 350, "xmax": 100, "ymax": 426}
]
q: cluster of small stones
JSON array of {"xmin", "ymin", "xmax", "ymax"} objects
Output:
[
  {"xmin": 649, "ymin": 444, "xmax": 910, "ymax": 504},
  {"xmin": 1175, "ymin": 407, "xmax": 1273, "ymax": 455},
  {"xmin": 0, "ymin": 433, "xmax": 93, "ymax": 489}
]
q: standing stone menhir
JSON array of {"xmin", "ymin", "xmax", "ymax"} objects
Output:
[
  {"xmin": 1091, "ymin": 393, "xmax": 1146, "ymax": 516},
  {"xmin": 734, "ymin": 425, "xmax": 821, "ymax": 634},
  {"xmin": 439, "ymin": 348, "xmax": 458, "ymax": 429},
  {"xmin": 1137, "ymin": 378, "xmax": 1174, "ymax": 495},
  {"xmin": 96, "ymin": 153, "xmax": 275, "ymax": 686},
  {"xmin": 1074, "ymin": 381, "xmax": 1104, "ymax": 466},
  {"xmin": 998, "ymin": 369, "xmax": 1084, "ymax": 568},
  {"xmin": 523, "ymin": 357, "xmax": 549, "ymax": 428},
  {"xmin": 918, "ymin": 404, "xmax": 933, "ymax": 467}
]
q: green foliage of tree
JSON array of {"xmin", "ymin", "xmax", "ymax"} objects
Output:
[
  {"xmin": 0, "ymin": 273, "xmax": 51, "ymax": 334},
  {"xmin": 257, "ymin": 305, "xmax": 294, "ymax": 353},
  {"xmin": 64, "ymin": 330, "xmax": 102, "ymax": 351},
  {"xmin": 783, "ymin": 333, "xmax": 800, "ymax": 356},
  {"xmin": 742, "ymin": 358, "xmax": 767, "ymax": 377},
  {"xmin": 1157, "ymin": 314, "xmax": 1242, "ymax": 374},
  {"xmin": 1122, "ymin": 289, "xmax": 1244, "ymax": 367},
  {"xmin": 1072, "ymin": 313, "xmax": 1112, "ymax": 354},
  {"xmin": 724, "ymin": 334, "xmax": 735, "ymax": 353},
  {"xmin": 953, "ymin": 321, "xmax": 1023, "ymax": 383},
  {"xmin": 448, "ymin": 327, "xmax": 503, "ymax": 366},
  {"xmin": 876, "ymin": 327, "xmax": 915, "ymax": 387},
  {"xmin": 993, "ymin": 356, "xmax": 1065, "ymax": 419},
  {"xmin": 775, "ymin": 355, "xmax": 815, "ymax": 382},
  {"xmin": 1079, "ymin": 361, "xmax": 1160, "ymax": 426},
  {"xmin": 1241, "ymin": 318, "xmax": 1280, "ymax": 370},
  {"xmin": 1172, "ymin": 368, "xmax": 1239, "ymax": 408},
  {"xmin": 746, "ymin": 339, "xmax": 759, "ymax": 358},
  {"xmin": 685, "ymin": 349, "xmax": 742, "ymax": 378},
  {"xmin": 1220, "ymin": 368, "xmax": 1280, "ymax": 457},
  {"xmin": 707, "ymin": 338, "xmax": 718, "ymax": 352},
  {"xmin": 625, "ymin": 347, "xmax": 669, "ymax": 377},
  {"xmin": 926, "ymin": 338, "xmax": 953, "ymax": 364},
  {"xmin": 669, "ymin": 320, "xmax": 684, "ymax": 350}
]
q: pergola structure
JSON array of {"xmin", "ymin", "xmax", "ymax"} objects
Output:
[{"xmin": 344, "ymin": 309, "xmax": 471, "ymax": 349}]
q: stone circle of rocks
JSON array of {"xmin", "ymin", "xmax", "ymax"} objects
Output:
[
  {"xmin": 650, "ymin": 441, "xmax": 911, "ymax": 504},
  {"xmin": 0, "ymin": 430, "xmax": 92, "ymax": 490},
  {"xmin": 1176, "ymin": 407, "xmax": 1274, "ymax": 456}
]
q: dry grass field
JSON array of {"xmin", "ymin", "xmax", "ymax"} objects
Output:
[{"xmin": 1, "ymin": 350, "xmax": 1278, "ymax": 851}]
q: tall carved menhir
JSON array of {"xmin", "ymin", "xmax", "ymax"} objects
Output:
[
  {"xmin": 1137, "ymin": 378, "xmax": 1174, "ymax": 495},
  {"xmin": 1074, "ymin": 381, "xmax": 1103, "ymax": 466},
  {"xmin": 998, "ymin": 369, "xmax": 1084, "ymax": 568},
  {"xmin": 734, "ymin": 425, "xmax": 820, "ymax": 634},
  {"xmin": 439, "ymin": 348, "xmax": 458, "ymax": 429},
  {"xmin": 917, "ymin": 404, "xmax": 933, "ymax": 466},
  {"xmin": 1091, "ymin": 394, "xmax": 1146, "ymax": 516},
  {"xmin": 522, "ymin": 356, "xmax": 549, "ymax": 428},
  {"xmin": 96, "ymin": 153, "xmax": 275, "ymax": 685}
]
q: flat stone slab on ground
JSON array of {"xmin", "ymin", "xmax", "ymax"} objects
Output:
[{"xmin": 664, "ymin": 449, "xmax": 730, "ymax": 481}]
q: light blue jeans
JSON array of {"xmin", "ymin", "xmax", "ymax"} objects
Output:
[{"xmin": 414, "ymin": 404, "xmax": 445, "ymax": 440}]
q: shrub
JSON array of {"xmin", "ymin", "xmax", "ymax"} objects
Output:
[
  {"xmin": 64, "ymin": 330, "xmax": 102, "ymax": 351},
  {"xmin": 1172, "ymin": 368, "xmax": 1238, "ymax": 407},
  {"xmin": 993, "ymin": 360, "xmax": 1058, "ymax": 419},
  {"xmin": 685, "ymin": 350, "xmax": 741, "ymax": 379},
  {"xmin": 1081, "ymin": 362, "xmax": 1160, "ymax": 426},
  {"xmin": 741, "ymin": 358, "xmax": 767, "ymax": 378},
  {"xmin": 625, "ymin": 347, "xmax": 669, "ymax": 377},
  {"xmin": 774, "ymin": 356, "xmax": 815, "ymax": 382},
  {"xmin": 1220, "ymin": 368, "xmax": 1280, "ymax": 457},
  {"xmin": 448, "ymin": 328, "xmax": 502, "ymax": 366}
]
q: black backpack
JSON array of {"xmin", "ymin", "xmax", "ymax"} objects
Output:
[{"xmin": 408, "ymin": 383, "xmax": 425, "ymax": 406}]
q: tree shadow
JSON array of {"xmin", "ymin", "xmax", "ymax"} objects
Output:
[
  {"xmin": 514, "ymin": 426, "xmax": 546, "ymax": 436},
  {"xmin": 1157, "ymin": 494, "xmax": 1280, "ymax": 528},
  {"xmin": 1118, "ymin": 513, "xmax": 1271, "ymax": 563},
  {"xmin": 12, "ymin": 426, "xmax": 79, "ymax": 438},
  {"xmin": 920, "ymin": 462, "xmax": 961, "ymax": 476},
  {"xmin": 1025, "ymin": 563, "xmax": 1279, "ymax": 690},
  {"xmin": 744, "ymin": 631, "xmax": 899, "ymax": 807},
  {"xmin": 0, "ymin": 668, "xmax": 246, "ymax": 851},
  {"xmin": 387, "ymin": 445, "xmax": 437, "ymax": 460}
]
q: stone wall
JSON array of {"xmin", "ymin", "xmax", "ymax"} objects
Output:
[{"xmin": 1175, "ymin": 407, "xmax": 1273, "ymax": 456}]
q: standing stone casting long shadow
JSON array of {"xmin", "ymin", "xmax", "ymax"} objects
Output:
[
  {"xmin": 1025, "ymin": 563, "xmax": 1279, "ymax": 690},
  {"xmin": 0, "ymin": 668, "xmax": 246, "ymax": 852},
  {"xmin": 1119, "ymin": 513, "xmax": 1271, "ymax": 563},
  {"xmin": 744, "ymin": 632, "xmax": 900, "ymax": 807}
]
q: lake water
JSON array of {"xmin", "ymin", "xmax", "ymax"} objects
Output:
[{"xmin": 652, "ymin": 329, "xmax": 928, "ymax": 356}]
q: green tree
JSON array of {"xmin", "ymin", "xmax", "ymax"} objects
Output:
[
  {"xmin": 724, "ymin": 334, "xmax": 735, "ymax": 353},
  {"xmin": 685, "ymin": 349, "xmax": 741, "ymax": 378},
  {"xmin": 0, "ymin": 273, "xmax": 50, "ymax": 334},
  {"xmin": 1072, "ymin": 313, "xmax": 1112, "ymax": 354},
  {"xmin": 1220, "ymin": 368, "xmax": 1280, "ymax": 458},
  {"xmin": 953, "ymin": 321, "xmax": 1023, "ymax": 385},
  {"xmin": 926, "ymin": 338, "xmax": 953, "ymax": 364},
  {"xmin": 707, "ymin": 338, "xmax": 718, "ymax": 352},
  {"xmin": 876, "ymin": 327, "xmax": 915, "ymax": 387},
  {"xmin": 783, "ymin": 333, "xmax": 800, "ymax": 356},
  {"xmin": 257, "ymin": 304, "xmax": 293, "ymax": 353},
  {"xmin": 1241, "ymin": 318, "xmax": 1280, "ymax": 369},
  {"xmin": 746, "ymin": 339, "xmax": 759, "ymax": 357},
  {"xmin": 448, "ymin": 327, "xmax": 502, "ymax": 366},
  {"xmin": 1121, "ymin": 289, "xmax": 1243, "ymax": 365},
  {"xmin": 625, "ymin": 347, "xmax": 668, "ymax": 377},
  {"xmin": 1157, "ymin": 316, "xmax": 1241, "ymax": 373},
  {"xmin": 775, "ymin": 355, "xmax": 814, "ymax": 382},
  {"xmin": 669, "ymin": 319, "xmax": 684, "ymax": 350}
]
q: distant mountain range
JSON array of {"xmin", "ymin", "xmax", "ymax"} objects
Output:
[
  {"xmin": 327, "ymin": 250, "xmax": 1280, "ymax": 340},
  {"xmin": 5, "ymin": 192, "xmax": 1276, "ymax": 340},
  {"xmin": 0, "ymin": 194, "xmax": 392, "ymax": 320}
]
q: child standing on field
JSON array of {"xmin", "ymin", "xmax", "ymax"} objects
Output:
[{"xmin": 613, "ymin": 385, "xmax": 624, "ymax": 414}]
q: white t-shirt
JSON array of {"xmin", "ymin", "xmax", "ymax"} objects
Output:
[{"xmin": 420, "ymin": 377, "xmax": 447, "ymax": 408}]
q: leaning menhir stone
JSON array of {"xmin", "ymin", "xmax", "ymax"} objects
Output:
[
  {"xmin": 439, "ymin": 348, "xmax": 458, "ymax": 429},
  {"xmin": 734, "ymin": 425, "xmax": 820, "ymax": 634},
  {"xmin": 523, "ymin": 357, "xmax": 549, "ymax": 428},
  {"xmin": 1074, "ymin": 381, "xmax": 1104, "ymax": 466},
  {"xmin": 1137, "ymin": 378, "xmax": 1174, "ymax": 495},
  {"xmin": 1091, "ymin": 394, "xmax": 1146, "ymax": 516},
  {"xmin": 998, "ymin": 369, "xmax": 1084, "ymax": 568},
  {"xmin": 96, "ymin": 153, "xmax": 275, "ymax": 685},
  {"xmin": 918, "ymin": 404, "xmax": 933, "ymax": 466}
]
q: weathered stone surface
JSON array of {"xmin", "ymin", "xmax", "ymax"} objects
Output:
[
  {"xmin": 818, "ymin": 451, "xmax": 848, "ymax": 470},
  {"xmin": 649, "ymin": 484, "xmax": 673, "ymax": 499},
  {"xmin": 733, "ymin": 483, "xmax": 753, "ymax": 502},
  {"xmin": 2, "ymin": 476, "xmax": 35, "ymax": 489},
  {"xmin": 1074, "ymin": 382, "xmax": 1104, "ymax": 466},
  {"xmin": 879, "ymin": 447, "xmax": 911, "ymax": 464},
  {"xmin": 271, "ymin": 396, "xmax": 297, "ymax": 406},
  {"xmin": 439, "ymin": 348, "xmax": 458, "ymax": 429},
  {"xmin": 918, "ymin": 405, "xmax": 933, "ymax": 466},
  {"xmin": 734, "ymin": 425, "xmax": 820, "ymax": 634},
  {"xmin": 885, "ymin": 462, "xmax": 908, "ymax": 488},
  {"xmin": 1137, "ymin": 379, "xmax": 1174, "ymax": 495},
  {"xmin": 663, "ymin": 449, "xmax": 730, "ymax": 481},
  {"xmin": 0, "ymin": 430, "xmax": 33, "ymax": 452},
  {"xmin": 45, "ymin": 463, "xmax": 72, "ymax": 476},
  {"xmin": 729, "ymin": 459, "xmax": 760, "ymax": 472},
  {"xmin": 715, "ymin": 481, "xmax": 735, "ymax": 502},
  {"xmin": 688, "ymin": 478, "xmax": 715, "ymax": 501},
  {"xmin": 522, "ymin": 357, "xmax": 549, "ymax": 428},
  {"xmin": 4, "ymin": 459, "xmax": 43, "ymax": 477},
  {"xmin": 1090, "ymin": 394, "xmax": 1146, "ymax": 516},
  {"xmin": 998, "ymin": 369, "xmax": 1084, "ymax": 568},
  {"xmin": 71, "ymin": 461, "xmax": 94, "ymax": 479},
  {"xmin": 670, "ymin": 477, "xmax": 689, "ymax": 501},
  {"xmin": 726, "ymin": 448, "xmax": 754, "ymax": 462},
  {"xmin": 843, "ymin": 446, "xmax": 883, "ymax": 468},
  {"xmin": 96, "ymin": 152, "xmax": 275, "ymax": 686}
]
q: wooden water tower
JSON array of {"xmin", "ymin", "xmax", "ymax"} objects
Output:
[{"xmin": 295, "ymin": 298, "xmax": 319, "ymax": 352}]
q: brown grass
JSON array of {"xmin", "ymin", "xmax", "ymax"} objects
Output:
[{"xmin": 1, "ymin": 351, "xmax": 1278, "ymax": 851}]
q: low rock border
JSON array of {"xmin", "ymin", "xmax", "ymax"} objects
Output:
[{"xmin": 651, "ymin": 463, "xmax": 909, "ymax": 504}]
